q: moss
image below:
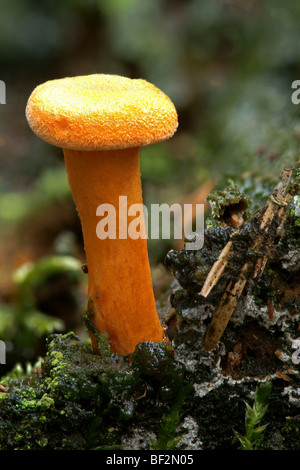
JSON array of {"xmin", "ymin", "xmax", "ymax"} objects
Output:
[
  {"xmin": 281, "ymin": 416, "xmax": 300, "ymax": 450},
  {"xmin": 0, "ymin": 332, "xmax": 132, "ymax": 449},
  {"xmin": 0, "ymin": 332, "xmax": 189, "ymax": 450},
  {"xmin": 206, "ymin": 183, "xmax": 249, "ymax": 225},
  {"xmin": 132, "ymin": 341, "xmax": 186, "ymax": 401},
  {"xmin": 288, "ymin": 167, "xmax": 300, "ymax": 198},
  {"xmin": 150, "ymin": 383, "xmax": 193, "ymax": 450},
  {"xmin": 84, "ymin": 307, "xmax": 111, "ymax": 358}
]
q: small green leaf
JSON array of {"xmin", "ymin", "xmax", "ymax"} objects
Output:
[
  {"xmin": 234, "ymin": 431, "xmax": 253, "ymax": 450},
  {"xmin": 255, "ymin": 380, "xmax": 272, "ymax": 408},
  {"xmin": 234, "ymin": 381, "xmax": 272, "ymax": 450}
]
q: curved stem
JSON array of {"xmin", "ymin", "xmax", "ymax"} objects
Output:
[{"xmin": 63, "ymin": 147, "xmax": 163, "ymax": 355}]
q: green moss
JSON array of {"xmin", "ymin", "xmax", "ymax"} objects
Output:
[
  {"xmin": 206, "ymin": 183, "xmax": 249, "ymax": 225},
  {"xmin": 151, "ymin": 383, "xmax": 193, "ymax": 450},
  {"xmin": 132, "ymin": 341, "xmax": 186, "ymax": 401},
  {"xmin": 0, "ymin": 332, "xmax": 188, "ymax": 450},
  {"xmin": 84, "ymin": 306, "xmax": 111, "ymax": 358},
  {"xmin": 288, "ymin": 167, "xmax": 300, "ymax": 198},
  {"xmin": 234, "ymin": 381, "xmax": 272, "ymax": 450},
  {"xmin": 281, "ymin": 416, "xmax": 300, "ymax": 450}
]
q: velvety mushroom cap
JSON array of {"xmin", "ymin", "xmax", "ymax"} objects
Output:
[{"xmin": 26, "ymin": 74, "xmax": 178, "ymax": 151}]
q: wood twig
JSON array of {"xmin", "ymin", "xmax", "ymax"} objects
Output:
[
  {"xmin": 204, "ymin": 262, "xmax": 249, "ymax": 351},
  {"xmin": 199, "ymin": 239, "xmax": 234, "ymax": 298}
]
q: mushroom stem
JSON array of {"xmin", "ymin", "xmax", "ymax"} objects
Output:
[{"xmin": 63, "ymin": 147, "xmax": 163, "ymax": 355}]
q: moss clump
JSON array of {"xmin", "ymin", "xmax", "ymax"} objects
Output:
[
  {"xmin": 281, "ymin": 416, "xmax": 300, "ymax": 450},
  {"xmin": 132, "ymin": 341, "xmax": 185, "ymax": 401},
  {"xmin": 206, "ymin": 183, "xmax": 249, "ymax": 226},
  {"xmin": 0, "ymin": 332, "xmax": 188, "ymax": 450},
  {"xmin": 0, "ymin": 332, "xmax": 137, "ymax": 449}
]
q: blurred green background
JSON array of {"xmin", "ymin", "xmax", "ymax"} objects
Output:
[{"xmin": 0, "ymin": 0, "xmax": 299, "ymax": 373}]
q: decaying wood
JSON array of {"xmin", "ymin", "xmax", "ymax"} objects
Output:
[
  {"xmin": 204, "ymin": 262, "xmax": 249, "ymax": 351},
  {"xmin": 203, "ymin": 167, "xmax": 294, "ymax": 351}
]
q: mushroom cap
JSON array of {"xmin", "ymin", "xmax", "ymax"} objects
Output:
[{"xmin": 26, "ymin": 74, "xmax": 178, "ymax": 151}]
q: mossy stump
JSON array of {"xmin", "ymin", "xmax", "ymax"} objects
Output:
[{"xmin": 0, "ymin": 166, "xmax": 299, "ymax": 450}]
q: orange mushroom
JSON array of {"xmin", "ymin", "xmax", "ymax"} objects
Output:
[{"xmin": 26, "ymin": 74, "xmax": 178, "ymax": 355}]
